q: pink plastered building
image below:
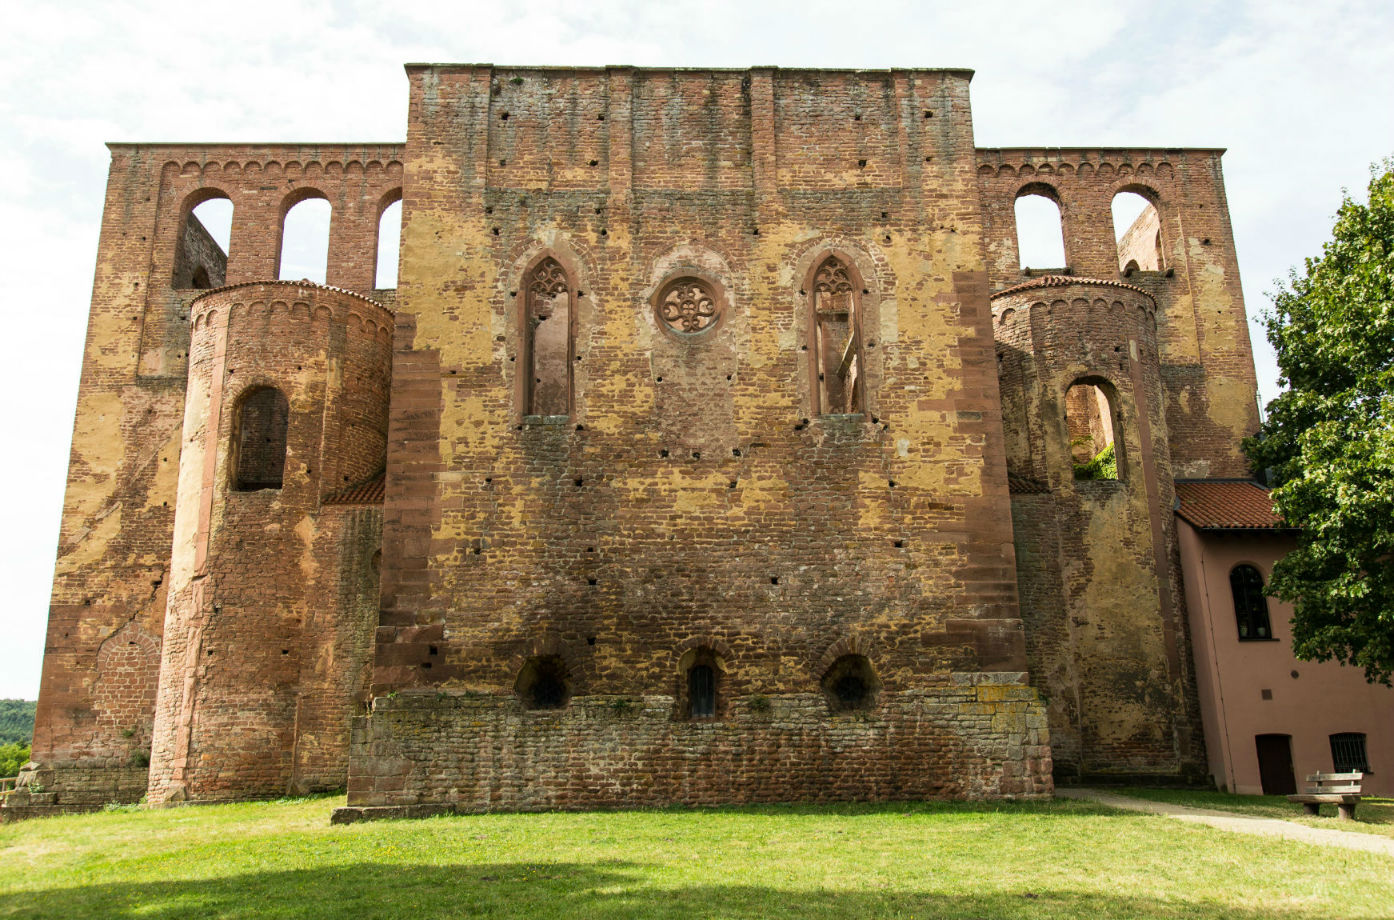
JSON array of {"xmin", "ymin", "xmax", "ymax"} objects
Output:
[{"xmin": 1176, "ymin": 480, "xmax": 1394, "ymax": 796}]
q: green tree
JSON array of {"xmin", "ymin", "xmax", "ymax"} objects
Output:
[
  {"xmin": 1245, "ymin": 159, "xmax": 1394, "ymax": 685},
  {"xmin": 0, "ymin": 742, "xmax": 29, "ymax": 777}
]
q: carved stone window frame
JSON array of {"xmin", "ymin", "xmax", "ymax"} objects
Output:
[
  {"xmin": 650, "ymin": 269, "xmax": 728, "ymax": 342},
  {"xmin": 805, "ymin": 251, "xmax": 869, "ymax": 416},
  {"xmin": 515, "ymin": 250, "xmax": 580, "ymax": 420}
]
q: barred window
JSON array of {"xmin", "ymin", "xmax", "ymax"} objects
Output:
[
  {"xmin": 1230, "ymin": 564, "xmax": 1272, "ymax": 641},
  {"xmin": 688, "ymin": 664, "xmax": 716, "ymax": 719},
  {"xmin": 1330, "ymin": 733, "xmax": 1369, "ymax": 774}
]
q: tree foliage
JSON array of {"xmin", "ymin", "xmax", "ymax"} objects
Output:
[
  {"xmin": 0, "ymin": 742, "xmax": 29, "ymax": 777},
  {"xmin": 1245, "ymin": 160, "xmax": 1394, "ymax": 685},
  {"xmin": 0, "ymin": 699, "xmax": 35, "ymax": 746}
]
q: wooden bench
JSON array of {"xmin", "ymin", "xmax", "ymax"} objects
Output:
[{"xmin": 1287, "ymin": 771, "xmax": 1363, "ymax": 820}]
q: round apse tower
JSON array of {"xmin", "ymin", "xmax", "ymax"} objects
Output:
[
  {"xmin": 147, "ymin": 281, "xmax": 392, "ymax": 804},
  {"xmin": 993, "ymin": 276, "xmax": 1202, "ymax": 781}
]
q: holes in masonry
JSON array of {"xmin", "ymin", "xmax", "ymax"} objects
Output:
[
  {"xmin": 732, "ymin": 448, "xmax": 742, "ymax": 457},
  {"xmin": 587, "ymin": 635, "xmax": 597, "ymax": 645},
  {"xmin": 587, "ymin": 577, "xmax": 598, "ymax": 586},
  {"xmin": 500, "ymin": 111, "xmax": 509, "ymax": 120},
  {"xmin": 770, "ymin": 576, "xmax": 780, "ymax": 585},
  {"xmin": 429, "ymin": 645, "xmax": 439, "ymax": 655},
  {"xmin": 485, "ymin": 206, "xmax": 494, "ymax": 214},
  {"xmin": 575, "ymin": 478, "xmax": 584, "ymax": 487},
  {"xmin": 858, "ymin": 159, "xmax": 868, "ymax": 168},
  {"xmin": 600, "ymin": 229, "xmax": 608, "ymax": 237},
  {"xmin": 499, "ymin": 159, "xmax": 507, "ymax": 167},
  {"xmin": 656, "ymin": 376, "xmax": 663, "ymax": 383},
  {"xmin": 729, "ymin": 480, "xmax": 738, "ymax": 489},
  {"xmin": 853, "ymin": 114, "xmax": 862, "ymax": 121},
  {"xmin": 894, "ymin": 539, "xmax": 904, "ymax": 548},
  {"xmin": 924, "ymin": 111, "xmax": 933, "ymax": 118},
  {"xmin": 659, "ymin": 449, "xmax": 669, "ymax": 458},
  {"xmin": 492, "ymin": 227, "xmax": 500, "ymax": 235},
  {"xmin": 281, "ymin": 649, "xmax": 289, "ymax": 655},
  {"xmin": 888, "ymin": 480, "xmax": 897, "ymax": 488},
  {"xmin": 589, "ymin": 159, "xmax": 599, "ymax": 166},
  {"xmin": 597, "ymin": 113, "xmax": 605, "ymax": 121}
]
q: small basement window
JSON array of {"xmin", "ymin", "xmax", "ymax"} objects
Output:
[
  {"xmin": 1330, "ymin": 733, "xmax": 1369, "ymax": 773},
  {"xmin": 515, "ymin": 654, "xmax": 570, "ymax": 710},
  {"xmin": 688, "ymin": 664, "xmax": 716, "ymax": 719},
  {"xmin": 821, "ymin": 653, "xmax": 880, "ymax": 713}
]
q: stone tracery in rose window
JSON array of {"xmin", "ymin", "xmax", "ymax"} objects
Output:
[{"xmin": 657, "ymin": 277, "xmax": 721, "ymax": 334}]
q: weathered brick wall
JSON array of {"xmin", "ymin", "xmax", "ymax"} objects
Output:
[
  {"xmin": 360, "ymin": 65, "xmax": 1049, "ymax": 810},
  {"xmin": 976, "ymin": 150, "xmax": 1260, "ymax": 479},
  {"xmin": 21, "ymin": 145, "xmax": 401, "ymax": 814},
  {"xmin": 994, "ymin": 278, "xmax": 1205, "ymax": 779},
  {"xmin": 146, "ymin": 282, "xmax": 391, "ymax": 803},
  {"xmin": 340, "ymin": 677, "xmax": 1050, "ymax": 817}
]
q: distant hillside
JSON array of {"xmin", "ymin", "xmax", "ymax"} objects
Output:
[{"xmin": 0, "ymin": 699, "xmax": 36, "ymax": 745}]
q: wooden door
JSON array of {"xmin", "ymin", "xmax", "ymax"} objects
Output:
[{"xmin": 1256, "ymin": 734, "xmax": 1296, "ymax": 795}]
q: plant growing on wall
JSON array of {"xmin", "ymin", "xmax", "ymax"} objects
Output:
[{"xmin": 1245, "ymin": 158, "xmax": 1394, "ymax": 685}]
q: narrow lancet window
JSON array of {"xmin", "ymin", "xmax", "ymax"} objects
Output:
[
  {"xmin": 524, "ymin": 257, "xmax": 573, "ymax": 417},
  {"xmin": 811, "ymin": 256, "xmax": 864, "ymax": 415},
  {"xmin": 688, "ymin": 664, "xmax": 716, "ymax": 719}
]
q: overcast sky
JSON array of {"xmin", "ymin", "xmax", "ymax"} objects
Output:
[{"xmin": 1, "ymin": 0, "xmax": 1391, "ymax": 701}]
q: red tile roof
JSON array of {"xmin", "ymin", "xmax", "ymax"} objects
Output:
[
  {"xmin": 323, "ymin": 471, "xmax": 385, "ymax": 506},
  {"xmin": 1174, "ymin": 480, "xmax": 1286, "ymax": 530},
  {"xmin": 991, "ymin": 274, "xmax": 1155, "ymax": 303}
]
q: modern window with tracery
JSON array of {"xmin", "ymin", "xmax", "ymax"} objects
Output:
[{"xmin": 1230, "ymin": 564, "xmax": 1272, "ymax": 640}]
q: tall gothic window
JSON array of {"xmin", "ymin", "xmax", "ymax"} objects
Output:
[
  {"xmin": 1230, "ymin": 564, "xmax": 1273, "ymax": 641},
  {"xmin": 523, "ymin": 257, "xmax": 573, "ymax": 417},
  {"xmin": 809, "ymin": 255, "xmax": 865, "ymax": 415}
]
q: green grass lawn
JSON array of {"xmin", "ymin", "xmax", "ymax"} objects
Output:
[
  {"xmin": 2, "ymin": 795, "xmax": 1392, "ymax": 919},
  {"xmin": 1113, "ymin": 788, "xmax": 1394, "ymax": 839}
]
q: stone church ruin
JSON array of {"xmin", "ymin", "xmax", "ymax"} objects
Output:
[{"xmin": 7, "ymin": 64, "xmax": 1267, "ymax": 819}]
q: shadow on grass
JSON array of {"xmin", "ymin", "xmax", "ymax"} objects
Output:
[{"xmin": 1, "ymin": 861, "xmax": 1365, "ymax": 920}]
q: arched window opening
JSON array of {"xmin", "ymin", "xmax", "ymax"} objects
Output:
[
  {"xmin": 374, "ymin": 197, "xmax": 402, "ymax": 289},
  {"xmin": 278, "ymin": 196, "xmax": 331, "ymax": 284},
  {"xmin": 1330, "ymin": 733, "xmax": 1369, "ymax": 774},
  {"xmin": 1230, "ymin": 564, "xmax": 1273, "ymax": 640},
  {"xmin": 821, "ymin": 654, "xmax": 880, "ymax": 713},
  {"xmin": 679, "ymin": 647, "xmax": 723, "ymax": 720},
  {"xmin": 1014, "ymin": 190, "xmax": 1066, "ymax": 271},
  {"xmin": 515, "ymin": 654, "xmax": 570, "ymax": 710},
  {"xmin": 1065, "ymin": 380, "xmax": 1120, "ymax": 481},
  {"xmin": 688, "ymin": 665, "xmax": 716, "ymax": 718},
  {"xmin": 232, "ymin": 387, "xmax": 289, "ymax": 492},
  {"xmin": 173, "ymin": 196, "xmax": 232, "ymax": 289},
  {"xmin": 809, "ymin": 255, "xmax": 865, "ymax": 415},
  {"xmin": 1113, "ymin": 190, "xmax": 1163, "ymax": 273},
  {"xmin": 523, "ymin": 257, "xmax": 573, "ymax": 417}
]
